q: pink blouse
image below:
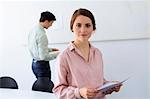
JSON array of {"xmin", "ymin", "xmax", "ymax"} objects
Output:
[{"xmin": 53, "ymin": 42, "xmax": 106, "ymax": 99}]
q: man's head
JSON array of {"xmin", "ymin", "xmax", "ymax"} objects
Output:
[{"xmin": 39, "ymin": 11, "xmax": 56, "ymax": 29}]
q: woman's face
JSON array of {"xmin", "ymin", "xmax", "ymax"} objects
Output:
[{"xmin": 72, "ymin": 15, "xmax": 94, "ymax": 41}]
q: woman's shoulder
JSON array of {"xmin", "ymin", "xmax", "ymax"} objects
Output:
[
  {"xmin": 58, "ymin": 47, "xmax": 70, "ymax": 58},
  {"xmin": 91, "ymin": 44, "xmax": 103, "ymax": 55},
  {"xmin": 56, "ymin": 47, "xmax": 71, "ymax": 65}
]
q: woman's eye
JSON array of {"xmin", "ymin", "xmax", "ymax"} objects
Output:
[
  {"xmin": 76, "ymin": 23, "xmax": 81, "ymax": 28},
  {"xmin": 85, "ymin": 24, "xmax": 91, "ymax": 28}
]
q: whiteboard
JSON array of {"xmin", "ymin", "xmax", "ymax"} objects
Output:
[{"xmin": 0, "ymin": 0, "xmax": 149, "ymax": 45}]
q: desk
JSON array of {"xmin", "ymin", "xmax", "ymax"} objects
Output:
[{"xmin": 0, "ymin": 88, "xmax": 57, "ymax": 99}]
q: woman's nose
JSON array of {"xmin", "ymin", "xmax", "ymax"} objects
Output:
[{"xmin": 80, "ymin": 26, "xmax": 86, "ymax": 32}]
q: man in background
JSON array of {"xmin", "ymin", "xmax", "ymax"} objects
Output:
[{"xmin": 28, "ymin": 11, "xmax": 59, "ymax": 92}]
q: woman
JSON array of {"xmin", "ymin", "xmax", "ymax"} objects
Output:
[{"xmin": 53, "ymin": 8, "xmax": 121, "ymax": 99}]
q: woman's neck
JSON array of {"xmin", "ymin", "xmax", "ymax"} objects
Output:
[
  {"xmin": 73, "ymin": 40, "xmax": 89, "ymax": 49},
  {"xmin": 74, "ymin": 39, "xmax": 90, "ymax": 62}
]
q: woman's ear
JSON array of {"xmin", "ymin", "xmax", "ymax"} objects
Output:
[{"xmin": 92, "ymin": 30, "xmax": 96, "ymax": 34}]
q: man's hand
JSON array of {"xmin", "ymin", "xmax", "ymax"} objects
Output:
[{"xmin": 52, "ymin": 48, "xmax": 59, "ymax": 51}]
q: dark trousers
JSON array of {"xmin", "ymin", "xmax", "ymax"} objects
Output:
[
  {"xmin": 32, "ymin": 59, "xmax": 54, "ymax": 92},
  {"xmin": 32, "ymin": 59, "xmax": 51, "ymax": 79}
]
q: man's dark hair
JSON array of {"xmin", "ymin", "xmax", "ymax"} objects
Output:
[{"xmin": 39, "ymin": 11, "xmax": 56, "ymax": 22}]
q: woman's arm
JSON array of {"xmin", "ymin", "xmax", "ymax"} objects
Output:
[{"xmin": 53, "ymin": 55, "xmax": 82, "ymax": 99}]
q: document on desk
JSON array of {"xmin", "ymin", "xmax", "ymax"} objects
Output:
[{"xmin": 97, "ymin": 77, "xmax": 129, "ymax": 93}]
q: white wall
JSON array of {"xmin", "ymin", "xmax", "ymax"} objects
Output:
[
  {"xmin": 0, "ymin": 0, "xmax": 149, "ymax": 44},
  {"xmin": 96, "ymin": 39, "xmax": 149, "ymax": 99},
  {"xmin": 148, "ymin": 39, "xmax": 150, "ymax": 98}
]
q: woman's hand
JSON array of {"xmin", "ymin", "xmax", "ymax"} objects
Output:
[
  {"xmin": 102, "ymin": 81, "xmax": 122, "ymax": 95},
  {"xmin": 113, "ymin": 83, "xmax": 122, "ymax": 92},
  {"xmin": 79, "ymin": 87, "xmax": 98, "ymax": 99}
]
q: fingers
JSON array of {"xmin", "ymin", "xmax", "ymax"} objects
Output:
[
  {"xmin": 102, "ymin": 88, "xmax": 114, "ymax": 95},
  {"xmin": 79, "ymin": 87, "xmax": 98, "ymax": 99},
  {"xmin": 102, "ymin": 84, "xmax": 122, "ymax": 95},
  {"xmin": 86, "ymin": 88, "xmax": 98, "ymax": 98},
  {"xmin": 114, "ymin": 84, "xmax": 122, "ymax": 92}
]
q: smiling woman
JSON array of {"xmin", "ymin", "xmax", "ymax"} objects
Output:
[{"xmin": 53, "ymin": 8, "xmax": 122, "ymax": 99}]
